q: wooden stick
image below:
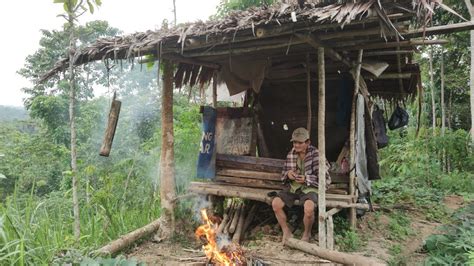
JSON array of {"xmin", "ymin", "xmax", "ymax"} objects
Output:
[
  {"xmin": 285, "ymin": 238, "xmax": 385, "ymax": 266},
  {"xmin": 326, "ymin": 207, "xmax": 342, "ymax": 250},
  {"xmin": 217, "ymin": 200, "xmax": 233, "ymax": 234},
  {"xmin": 232, "ymin": 204, "xmax": 246, "ymax": 243},
  {"xmin": 229, "ymin": 203, "xmax": 242, "ymax": 234},
  {"xmin": 317, "ymin": 47, "xmax": 327, "ymax": 248},
  {"xmin": 222, "ymin": 200, "xmax": 235, "ymax": 235}
]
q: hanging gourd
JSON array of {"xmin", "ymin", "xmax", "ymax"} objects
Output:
[{"xmin": 99, "ymin": 92, "xmax": 121, "ymax": 157}]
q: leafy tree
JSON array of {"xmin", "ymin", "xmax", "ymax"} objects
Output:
[{"xmin": 53, "ymin": 0, "xmax": 102, "ymax": 241}]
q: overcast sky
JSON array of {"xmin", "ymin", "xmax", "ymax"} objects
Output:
[{"xmin": 0, "ymin": 0, "xmax": 220, "ymax": 107}]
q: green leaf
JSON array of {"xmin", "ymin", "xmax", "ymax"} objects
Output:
[
  {"xmin": 53, "ymin": 0, "xmax": 65, "ymax": 3},
  {"xmin": 0, "ymin": 173, "xmax": 6, "ymax": 179},
  {"xmin": 87, "ymin": 0, "xmax": 94, "ymax": 14}
]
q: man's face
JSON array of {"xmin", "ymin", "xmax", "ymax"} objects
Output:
[{"xmin": 293, "ymin": 140, "xmax": 309, "ymax": 153}]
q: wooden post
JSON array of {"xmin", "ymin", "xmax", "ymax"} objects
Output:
[
  {"xmin": 213, "ymin": 72, "xmax": 218, "ymax": 108},
  {"xmin": 317, "ymin": 47, "xmax": 327, "ymax": 248},
  {"xmin": 159, "ymin": 59, "xmax": 177, "ymax": 235},
  {"xmin": 306, "ymin": 53, "xmax": 312, "ymax": 135},
  {"xmin": 350, "ymin": 50, "xmax": 363, "ymax": 229}
]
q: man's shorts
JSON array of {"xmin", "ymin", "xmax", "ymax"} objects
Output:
[{"xmin": 276, "ymin": 188, "xmax": 318, "ymax": 208}]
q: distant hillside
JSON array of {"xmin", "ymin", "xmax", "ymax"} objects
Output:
[{"xmin": 0, "ymin": 106, "xmax": 28, "ymax": 121}]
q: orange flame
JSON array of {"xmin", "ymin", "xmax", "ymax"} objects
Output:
[{"xmin": 195, "ymin": 209, "xmax": 245, "ymax": 266}]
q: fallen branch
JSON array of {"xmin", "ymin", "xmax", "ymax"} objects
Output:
[
  {"xmin": 284, "ymin": 238, "xmax": 386, "ymax": 266},
  {"xmin": 94, "ymin": 218, "xmax": 161, "ymax": 256}
]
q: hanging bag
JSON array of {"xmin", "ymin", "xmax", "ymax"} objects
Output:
[
  {"xmin": 388, "ymin": 105, "xmax": 409, "ymax": 130},
  {"xmin": 372, "ymin": 105, "xmax": 389, "ymax": 148}
]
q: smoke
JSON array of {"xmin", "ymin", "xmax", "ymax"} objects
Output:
[{"xmin": 193, "ymin": 195, "xmax": 211, "ymax": 222}]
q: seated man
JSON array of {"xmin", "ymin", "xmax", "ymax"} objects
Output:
[{"xmin": 272, "ymin": 127, "xmax": 331, "ymax": 243}]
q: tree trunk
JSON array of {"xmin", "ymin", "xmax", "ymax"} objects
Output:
[
  {"xmin": 429, "ymin": 45, "xmax": 436, "ymax": 132},
  {"xmin": 68, "ymin": 13, "xmax": 80, "ymax": 241},
  {"xmin": 440, "ymin": 54, "xmax": 446, "ymax": 134},
  {"xmin": 159, "ymin": 59, "xmax": 176, "ymax": 236},
  {"xmin": 172, "ymin": 0, "xmax": 177, "ymax": 26},
  {"xmin": 465, "ymin": 0, "xmax": 474, "ymax": 142}
]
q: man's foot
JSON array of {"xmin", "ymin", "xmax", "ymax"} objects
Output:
[
  {"xmin": 301, "ymin": 234, "xmax": 311, "ymax": 242},
  {"xmin": 282, "ymin": 231, "xmax": 293, "ymax": 244}
]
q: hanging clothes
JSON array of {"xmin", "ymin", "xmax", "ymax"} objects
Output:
[{"xmin": 356, "ymin": 94, "xmax": 371, "ymax": 195}]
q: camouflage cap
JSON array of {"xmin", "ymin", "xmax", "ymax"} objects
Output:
[{"xmin": 290, "ymin": 127, "xmax": 309, "ymax": 142}]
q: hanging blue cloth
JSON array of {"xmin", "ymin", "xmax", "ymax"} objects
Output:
[{"xmin": 197, "ymin": 106, "xmax": 217, "ymax": 179}]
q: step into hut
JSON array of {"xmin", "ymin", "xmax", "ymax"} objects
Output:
[{"xmin": 40, "ymin": 0, "xmax": 474, "ymax": 251}]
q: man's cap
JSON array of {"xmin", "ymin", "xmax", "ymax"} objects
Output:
[{"xmin": 290, "ymin": 127, "xmax": 309, "ymax": 142}]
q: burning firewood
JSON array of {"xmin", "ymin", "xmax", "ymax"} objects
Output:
[{"xmin": 195, "ymin": 208, "xmax": 246, "ymax": 265}]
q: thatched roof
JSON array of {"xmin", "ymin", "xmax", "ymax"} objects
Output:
[{"xmin": 40, "ymin": 0, "xmax": 472, "ymax": 99}]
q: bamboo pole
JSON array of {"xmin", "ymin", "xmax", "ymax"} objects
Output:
[
  {"xmin": 326, "ymin": 208, "xmax": 342, "ymax": 250},
  {"xmin": 317, "ymin": 47, "xmax": 327, "ymax": 248},
  {"xmin": 349, "ymin": 50, "xmax": 364, "ymax": 229},
  {"xmin": 217, "ymin": 201, "xmax": 234, "ymax": 235},
  {"xmin": 306, "ymin": 54, "xmax": 312, "ymax": 134}
]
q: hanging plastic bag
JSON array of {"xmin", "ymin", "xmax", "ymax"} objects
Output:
[{"xmin": 388, "ymin": 105, "xmax": 409, "ymax": 130}]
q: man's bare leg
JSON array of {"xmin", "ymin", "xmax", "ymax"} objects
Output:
[
  {"xmin": 302, "ymin": 200, "xmax": 315, "ymax": 242},
  {"xmin": 272, "ymin": 197, "xmax": 293, "ymax": 243}
]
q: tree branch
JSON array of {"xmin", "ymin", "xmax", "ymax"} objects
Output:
[{"xmin": 464, "ymin": 0, "xmax": 474, "ymax": 18}]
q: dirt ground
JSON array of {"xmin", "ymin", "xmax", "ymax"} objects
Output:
[{"xmin": 126, "ymin": 195, "xmax": 465, "ymax": 265}]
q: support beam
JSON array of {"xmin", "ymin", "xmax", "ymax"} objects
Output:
[
  {"xmin": 337, "ymin": 39, "xmax": 449, "ymax": 50},
  {"xmin": 159, "ymin": 59, "xmax": 176, "ymax": 236},
  {"xmin": 306, "ymin": 54, "xmax": 312, "ymax": 133},
  {"xmin": 295, "ymin": 33, "xmax": 352, "ymax": 67},
  {"xmin": 317, "ymin": 47, "xmax": 327, "ymax": 248},
  {"xmin": 349, "ymin": 50, "xmax": 363, "ymax": 229}
]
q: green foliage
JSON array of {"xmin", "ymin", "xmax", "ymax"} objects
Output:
[
  {"xmin": 423, "ymin": 204, "xmax": 474, "ymax": 265},
  {"xmin": 0, "ymin": 106, "xmax": 28, "ymax": 122},
  {"xmin": 214, "ymin": 0, "xmax": 275, "ymax": 18},
  {"xmin": 334, "ymin": 216, "xmax": 365, "ymax": 252},
  {"xmin": 373, "ymin": 128, "xmax": 474, "ymax": 209},
  {"xmin": 387, "ymin": 211, "xmax": 411, "ymax": 241}
]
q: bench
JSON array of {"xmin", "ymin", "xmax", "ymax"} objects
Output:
[{"xmin": 189, "ymin": 154, "xmax": 356, "ymax": 208}]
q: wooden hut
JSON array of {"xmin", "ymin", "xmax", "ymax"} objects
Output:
[{"xmin": 40, "ymin": 0, "xmax": 474, "ymax": 249}]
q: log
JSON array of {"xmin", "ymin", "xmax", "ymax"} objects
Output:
[
  {"xmin": 95, "ymin": 218, "xmax": 161, "ymax": 256},
  {"xmin": 216, "ymin": 154, "xmax": 284, "ymax": 172},
  {"xmin": 229, "ymin": 203, "xmax": 242, "ymax": 234},
  {"xmin": 232, "ymin": 204, "xmax": 246, "ymax": 243},
  {"xmin": 285, "ymin": 238, "xmax": 385, "ymax": 266},
  {"xmin": 99, "ymin": 99, "xmax": 121, "ymax": 157},
  {"xmin": 216, "ymin": 169, "xmax": 281, "ymax": 181}
]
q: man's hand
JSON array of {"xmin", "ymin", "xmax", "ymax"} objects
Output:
[
  {"xmin": 287, "ymin": 170, "xmax": 298, "ymax": 180},
  {"xmin": 295, "ymin": 175, "xmax": 306, "ymax": 184}
]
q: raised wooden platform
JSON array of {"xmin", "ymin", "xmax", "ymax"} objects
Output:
[{"xmin": 189, "ymin": 182, "xmax": 363, "ymax": 209}]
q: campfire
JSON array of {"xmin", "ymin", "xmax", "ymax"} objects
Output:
[{"xmin": 195, "ymin": 209, "xmax": 246, "ymax": 265}]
